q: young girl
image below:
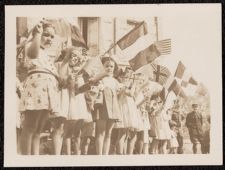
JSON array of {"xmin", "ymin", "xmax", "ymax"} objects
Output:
[
  {"xmin": 94, "ymin": 56, "xmax": 122, "ymax": 155},
  {"xmin": 58, "ymin": 46, "xmax": 91, "ymax": 155},
  {"xmin": 19, "ymin": 21, "xmax": 61, "ymax": 155},
  {"xmin": 155, "ymin": 94, "xmax": 172, "ymax": 154},
  {"xmin": 80, "ymin": 86, "xmax": 99, "ymax": 155},
  {"xmin": 16, "ymin": 77, "xmax": 24, "ymax": 154},
  {"xmin": 169, "ymin": 125, "xmax": 179, "ymax": 154},
  {"xmin": 115, "ymin": 67, "xmax": 140, "ymax": 155},
  {"xmin": 147, "ymin": 95, "xmax": 158, "ymax": 154},
  {"xmin": 135, "ymin": 102, "xmax": 151, "ymax": 154}
]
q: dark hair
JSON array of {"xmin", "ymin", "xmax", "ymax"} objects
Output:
[
  {"xmin": 101, "ymin": 57, "xmax": 118, "ymax": 75},
  {"xmin": 55, "ymin": 46, "xmax": 83, "ymax": 63},
  {"xmin": 150, "ymin": 94, "xmax": 160, "ymax": 101}
]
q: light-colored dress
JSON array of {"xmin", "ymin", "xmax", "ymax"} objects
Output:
[
  {"xmin": 116, "ymin": 82, "xmax": 140, "ymax": 130},
  {"xmin": 68, "ymin": 75, "xmax": 92, "ymax": 121},
  {"xmin": 95, "ymin": 76, "xmax": 122, "ymax": 121},
  {"xmin": 137, "ymin": 109, "xmax": 151, "ymax": 131},
  {"xmin": 150, "ymin": 108, "xmax": 172, "ymax": 140},
  {"xmin": 169, "ymin": 130, "xmax": 179, "ymax": 148},
  {"xmin": 19, "ymin": 49, "xmax": 60, "ymax": 115}
]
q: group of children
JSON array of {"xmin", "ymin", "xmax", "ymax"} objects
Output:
[{"xmin": 16, "ymin": 21, "xmax": 182, "ymax": 155}]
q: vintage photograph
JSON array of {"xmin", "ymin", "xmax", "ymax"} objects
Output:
[{"xmin": 5, "ymin": 4, "xmax": 222, "ymax": 166}]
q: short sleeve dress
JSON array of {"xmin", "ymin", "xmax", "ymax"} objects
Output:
[
  {"xmin": 94, "ymin": 76, "xmax": 122, "ymax": 122},
  {"xmin": 19, "ymin": 49, "xmax": 61, "ymax": 116},
  {"xmin": 67, "ymin": 74, "xmax": 92, "ymax": 121},
  {"xmin": 151, "ymin": 109, "xmax": 172, "ymax": 140}
]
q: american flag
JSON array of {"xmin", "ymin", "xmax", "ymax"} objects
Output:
[
  {"xmin": 151, "ymin": 63, "xmax": 171, "ymax": 86},
  {"xmin": 154, "ymin": 39, "xmax": 171, "ymax": 55}
]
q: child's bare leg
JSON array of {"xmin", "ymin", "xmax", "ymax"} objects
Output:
[
  {"xmin": 151, "ymin": 139, "xmax": 159, "ymax": 154},
  {"xmin": 160, "ymin": 140, "xmax": 168, "ymax": 154},
  {"xmin": 16, "ymin": 128, "xmax": 21, "ymax": 154},
  {"xmin": 95, "ymin": 120, "xmax": 106, "ymax": 155},
  {"xmin": 136, "ymin": 131, "xmax": 144, "ymax": 154},
  {"xmin": 103, "ymin": 120, "xmax": 115, "ymax": 155},
  {"xmin": 52, "ymin": 123, "xmax": 64, "ymax": 155},
  {"xmin": 20, "ymin": 127, "xmax": 33, "ymax": 155},
  {"xmin": 31, "ymin": 111, "xmax": 49, "ymax": 155},
  {"xmin": 74, "ymin": 132, "xmax": 81, "ymax": 155},
  {"xmin": 31, "ymin": 133, "xmax": 41, "ymax": 155},
  {"xmin": 116, "ymin": 128, "xmax": 127, "ymax": 154},
  {"xmin": 127, "ymin": 131, "xmax": 137, "ymax": 154},
  {"xmin": 123, "ymin": 132, "xmax": 128, "ymax": 155},
  {"xmin": 81, "ymin": 137, "xmax": 91, "ymax": 155},
  {"xmin": 143, "ymin": 143, "xmax": 149, "ymax": 154},
  {"xmin": 64, "ymin": 138, "xmax": 71, "ymax": 155}
]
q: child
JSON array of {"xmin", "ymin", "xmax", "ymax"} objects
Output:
[
  {"xmin": 58, "ymin": 46, "xmax": 91, "ymax": 155},
  {"xmin": 169, "ymin": 125, "xmax": 179, "ymax": 154},
  {"xmin": 147, "ymin": 94, "xmax": 161, "ymax": 154},
  {"xmin": 80, "ymin": 86, "xmax": 99, "ymax": 155},
  {"xmin": 19, "ymin": 21, "xmax": 61, "ymax": 155},
  {"xmin": 135, "ymin": 102, "xmax": 150, "ymax": 154},
  {"xmin": 94, "ymin": 56, "xmax": 122, "ymax": 155},
  {"xmin": 115, "ymin": 67, "xmax": 140, "ymax": 155},
  {"xmin": 16, "ymin": 77, "xmax": 24, "ymax": 154}
]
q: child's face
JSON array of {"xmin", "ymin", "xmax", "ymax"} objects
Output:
[
  {"xmin": 41, "ymin": 27, "xmax": 55, "ymax": 49},
  {"xmin": 103, "ymin": 61, "xmax": 115, "ymax": 76},
  {"xmin": 69, "ymin": 50, "xmax": 80, "ymax": 66}
]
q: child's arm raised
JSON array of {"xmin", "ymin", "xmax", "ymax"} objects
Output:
[{"xmin": 27, "ymin": 22, "xmax": 43, "ymax": 59}]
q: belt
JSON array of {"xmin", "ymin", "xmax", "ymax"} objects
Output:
[{"xmin": 27, "ymin": 70, "xmax": 60, "ymax": 83}]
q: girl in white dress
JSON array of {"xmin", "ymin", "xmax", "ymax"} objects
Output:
[
  {"xmin": 57, "ymin": 46, "xmax": 91, "ymax": 155},
  {"xmin": 94, "ymin": 56, "xmax": 123, "ymax": 155},
  {"xmin": 115, "ymin": 67, "xmax": 140, "ymax": 154},
  {"xmin": 169, "ymin": 125, "xmax": 179, "ymax": 154}
]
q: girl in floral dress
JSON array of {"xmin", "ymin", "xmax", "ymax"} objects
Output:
[{"xmin": 19, "ymin": 22, "xmax": 61, "ymax": 155}]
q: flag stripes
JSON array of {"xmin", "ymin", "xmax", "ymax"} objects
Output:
[{"xmin": 154, "ymin": 39, "xmax": 171, "ymax": 55}]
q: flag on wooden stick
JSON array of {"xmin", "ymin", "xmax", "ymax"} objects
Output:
[
  {"xmin": 82, "ymin": 56, "xmax": 106, "ymax": 78},
  {"xmin": 151, "ymin": 63, "xmax": 171, "ymax": 86},
  {"xmin": 181, "ymin": 76, "xmax": 198, "ymax": 87},
  {"xmin": 174, "ymin": 61, "xmax": 186, "ymax": 79},
  {"xmin": 70, "ymin": 24, "xmax": 88, "ymax": 49},
  {"xmin": 189, "ymin": 76, "xmax": 198, "ymax": 85},
  {"xmin": 167, "ymin": 79, "xmax": 186, "ymax": 98},
  {"xmin": 154, "ymin": 39, "xmax": 171, "ymax": 55},
  {"xmin": 117, "ymin": 21, "xmax": 148, "ymax": 50},
  {"xmin": 129, "ymin": 44, "xmax": 160, "ymax": 71}
]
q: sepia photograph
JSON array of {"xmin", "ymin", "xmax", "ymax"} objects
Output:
[{"xmin": 4, "ymin": 4, "xmax": 222, "ymax": 167}]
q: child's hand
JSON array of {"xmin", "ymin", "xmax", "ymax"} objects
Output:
[{"xmin": 33, "ymin": 21, "xmax": 44, "ymax": 35}]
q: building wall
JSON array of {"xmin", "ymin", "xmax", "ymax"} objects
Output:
[{"xmin": 17, "ymin": 17, "xmax": 159, "ymax": 57}]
